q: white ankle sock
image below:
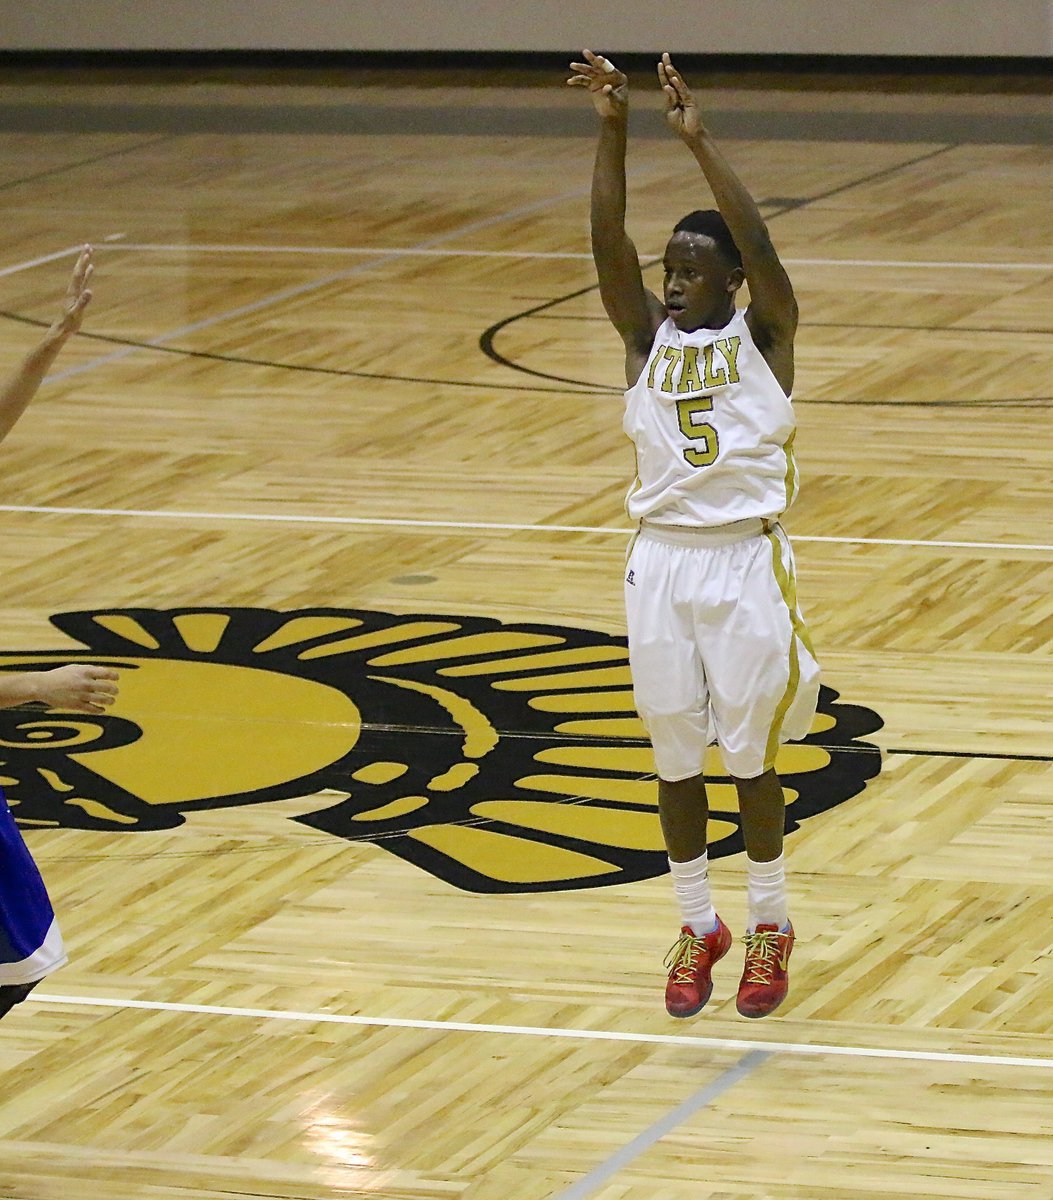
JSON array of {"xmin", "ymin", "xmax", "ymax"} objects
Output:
[
  {"xmin": 747, "ymin": 853, "xmax": 788, "ymax": 933},
  {"xmin": 669, "ymin": 851, "xmax": 718, "ymax": 936}
]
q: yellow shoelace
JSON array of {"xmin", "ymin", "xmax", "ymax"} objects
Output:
[
  {"xmin": 741, "ymin": 930, "xmax": 783, "ymax": 985},
  {"xmin": 663, "ymin": 932, "xmax": 702, "ymax": 985}
]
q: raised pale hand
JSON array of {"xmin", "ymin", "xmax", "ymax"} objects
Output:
[{"xmin": 49, "ymin": 245, "xmax": 93, "ymax": 344}]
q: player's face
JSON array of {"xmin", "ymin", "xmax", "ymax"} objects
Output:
[{"xmin": 662, "ymin": 233, "xmax": 742, "ymax": 331}]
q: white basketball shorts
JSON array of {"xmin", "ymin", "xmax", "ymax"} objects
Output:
[{"xmin": 624, "ymin": 518, "xmax": 820, "ymax": 781}]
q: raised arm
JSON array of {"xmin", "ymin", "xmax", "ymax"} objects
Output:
[
  {"xmin": 568, "ymin": 51, "xmax": 665, "ymax": 385},
  {"xmin": 0, "ymin": 245, "xmax": 93, "ymax": 444},
  {"xmin": 659, "ymin": 54, "xmax": 798, "ymax": 394},
  {"xmin": 0, "ymin": 249, "xmax": 116, "ymax": 710}
]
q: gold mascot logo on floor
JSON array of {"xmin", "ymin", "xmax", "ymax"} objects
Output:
[{"xmin": 0, "ymin": 607, "xmax": 882, "ymax": 894}]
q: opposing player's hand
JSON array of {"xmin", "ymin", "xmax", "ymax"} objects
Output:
[
  {"xmin": 568, "ymin": 49, "xmax": 628, "ymax": 118},
  {"xmin": 49, "ymin": 245, "xmax": 93, "ymax": 344},
  {"xmin": 35, "ymin": 664, "xmax": 118, "ymax": 714},
  {"xmin": 658, "ymin": 53, "xmax": 704, "ymax": 140}
]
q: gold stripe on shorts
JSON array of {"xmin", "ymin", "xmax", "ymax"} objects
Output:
[
  {"xmin": 782, "ymin": 429, "xmax": 799, "ymax": 506},
  {"xmin": 763, "ymin": 529, "xmax": 810, "ymax": 770}
]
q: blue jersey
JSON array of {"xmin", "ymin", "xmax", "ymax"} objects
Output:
[{"xmin": 0, "ymin": 788, "xmax": 66, "ymax": 986}]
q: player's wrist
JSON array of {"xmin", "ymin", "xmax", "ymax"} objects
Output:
[
  {"xmin": 678, "ymin": 127, "xmax": 711, "ymax": 149},
  {"xmin": 3, "ymin": 673, "xmax": 43, "ymax": 706},
  {"xmin": 35, "ymin": 327, "xmax": 70, "ymax": 357}
]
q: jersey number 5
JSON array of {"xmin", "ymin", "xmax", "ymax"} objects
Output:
[{"xmin": 676, "ymin": 396, "xmax": 719, "ymax": 467}]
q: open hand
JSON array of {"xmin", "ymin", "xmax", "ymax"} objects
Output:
[
  {"xmin": 568, "ymin": 49, "xmax": 628, "ymax": 118},
  {"xmin": 658, "ymin": 53, "xmax": 704, "ymax": 139},
  {"xmin": 50, "ymin": 245, "xmax": 93, "ymax": 343},
  {"xmin": 35, "ymin": 664, "xmax": 118, "ymax": 714}
]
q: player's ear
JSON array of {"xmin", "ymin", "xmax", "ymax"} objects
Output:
[{"xmin": 727, "ymin": 267, "xmax": 745, "ymax": 293}]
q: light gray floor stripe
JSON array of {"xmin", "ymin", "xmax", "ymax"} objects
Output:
[{"xmin": 552, "ymin": 1049, "xmax": 772, "ymax": 1200}]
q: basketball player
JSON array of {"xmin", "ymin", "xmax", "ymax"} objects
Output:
[
  {"xmin": 0, "ymin": 245, "xmax": 119, "ymax": 1021},
  {"xmin": 568, "ymin": 52, "xmax": 819, "ymax": 1018}
]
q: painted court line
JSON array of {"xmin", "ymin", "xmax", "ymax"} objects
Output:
[
  {"xmin": 43, "ymin": 167, "xmax": 665, "ymax": 385},
  {"xmin": 0, "ymin": 246, "xmax": 82, "ymax": 279},
  {"xmin": 552, "ymin": 1050, "xmax": 773, "ymax": 1200},
  {"xmin": 114, "ymin": 242, "xmax": 594, "ymax": 261},
  {"xmin": 0, "ymin": 503, "xmax": 1051, "ymax": 554},
  {"xmin": 11, "ymin": 244, "xmax": 1048, "ymax": 272},
  {"xmin": 794, "ymin": 532, "xmax": 1053, "ymax": 553},
  {"xmin": 98, "ymin": 243, "xmax": 1053, "ymax": 272},
  {"xmin": 783, "ymin": 256, "xmax": 1053, "ymax": 272},
  {"xmin": 29, "ymin": 994, "xmax": 1053, "ymax": 1072}
]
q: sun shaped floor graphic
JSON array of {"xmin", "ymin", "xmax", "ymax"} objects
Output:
[{"xmin": 0, "ymin": 607, "xmax": 883, "ymax": 893}]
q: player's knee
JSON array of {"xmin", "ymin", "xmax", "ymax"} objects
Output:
[
  {"xmin": 644, "ymin": 711, "xmax": 710, "ymax": 782},
  {"xmin": 634, "ymin": 684, "xmax": 703, "ymax": 723}
]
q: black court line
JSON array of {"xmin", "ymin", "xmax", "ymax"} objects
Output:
[
  {"xmin": 886, "ymin": 746, "xmax": 1053, "ymax": 764},
  {"xmin": 0, "ymin": 134, "xmax": 173, "ymax": 193},
  {"xmin": 2, "ymin": 304, "xmax": 1049, "ymax": 407},
  {"xmin": 2, "ymin": 299, "xmax": 1050, "ymax": 408},
  {"xmin": 756, "ymin": 142, "xmax": 961, "ymax": 214},
  {"xmin": 7, "ymin": 690, "xmax": 1041, "ymax": 767},
  {"xmin": 0, "ymin": 310, "xmax": 610, "ymax": 397},
  {"xmin": 160, "ymin": 720, "xmax": 1046, "ymax": 765}
]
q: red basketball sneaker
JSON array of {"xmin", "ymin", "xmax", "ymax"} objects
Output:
[
  {"xmin": 663, "ymin": 917, "xmax": 732, "ymax": 1018},
  {"xmin": 736, "ymin": 923, "xmax": 794, "ymax": 1019}
]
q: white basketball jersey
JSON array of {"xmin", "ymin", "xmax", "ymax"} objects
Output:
[{"xmin": 623, "ymin": 309, "xmax": 798, "ymax": 527}]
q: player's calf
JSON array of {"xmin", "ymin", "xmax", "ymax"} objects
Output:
[{"xmin": 0, "ymin": 981, "xmax": 38, "ymax": 1022}]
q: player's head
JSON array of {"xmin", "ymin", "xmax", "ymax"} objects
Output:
[{"xmin": 663, "ymin": 210, "xmax": 744, "ymax": 331}]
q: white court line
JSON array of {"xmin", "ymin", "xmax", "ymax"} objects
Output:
[
  {"xmin": 0, "ymin": 503, "xmax": 1051, "ymax": 554},
  {"xmin": 96, "ymin": 243, "xmax": 1053, "ymax": 272},
  {"xmin": 784, "ymin": 256, "xmax": 1053, "ymax": 272},
  {"xmin": 794, "ymin": 532, "xmax": 1053, "ymax": 552},
  {"xmin": 0, "ymin": 245, "xmax": 81, "ymax": 278},
  {"xmin": 43, "ymin": 169, "xmax": 664, "ymax": 385},
  {"xmin": 113, "ymin": 242, "xmax": 594, "ymax": 261},
  {"xmin": 29, "ymin": 993, "xmax": 1053, "ymax": 1072}
]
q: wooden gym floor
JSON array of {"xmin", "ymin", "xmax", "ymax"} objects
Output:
[{"xmin": 0, "ymin": 58, "xmax": 1051, "ymax": 1200}]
